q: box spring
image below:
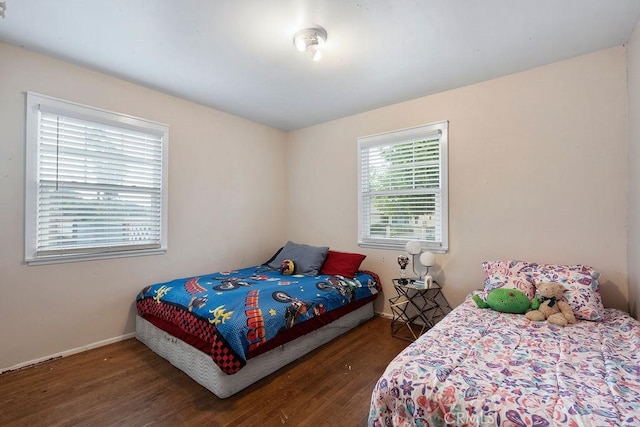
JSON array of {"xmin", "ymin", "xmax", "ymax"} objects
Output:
[{"xmin": 136, "ymin": 301, "xmax": 374, "ymax": 398}]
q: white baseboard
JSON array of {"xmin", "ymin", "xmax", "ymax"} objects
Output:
[
  {"xmin": 1, "ymin": 332, "xmax": 136, "ymax": 374},
  {"xmin": 374, "ymin": 311, "xmax": 392, "ymax": 319},
  {"xmin": 4, "ymin": 313, "xmax": 394, "ymax": 374}
]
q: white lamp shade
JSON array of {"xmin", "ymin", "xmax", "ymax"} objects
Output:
[
  {"xmin": 405, "ymin": 241, "xmax": 422, "ymax": 255},
  {"xmin": 419, "ymin": 251, "xmax": 435, "ymax": 267}
]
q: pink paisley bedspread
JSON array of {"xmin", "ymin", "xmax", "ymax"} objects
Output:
[{"xmin": 369, "ymin": 294, "xmax": 640, "ymax": 426}]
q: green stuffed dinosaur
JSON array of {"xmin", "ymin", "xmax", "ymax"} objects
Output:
[{"xmin": 472, "ymin": 288, "xmax": 539, "ymax": 314}]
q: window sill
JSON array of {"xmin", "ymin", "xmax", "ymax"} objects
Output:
[
  {"xmin": 358, "ymin": 241, "xmax": 447, "ymax": 254},
  {"xmin": 25, "ymin": 248, "xmax": 167, "ymax": 266}
]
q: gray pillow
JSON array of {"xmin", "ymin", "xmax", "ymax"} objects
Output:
[{"xmin": 267, "ymin": 241, "xmax": 329, "ymax": 276}]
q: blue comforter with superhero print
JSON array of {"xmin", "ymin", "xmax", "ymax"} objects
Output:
[{"xmin": 136, "ymin": 266, "xmax": 379, "ymax": 374}]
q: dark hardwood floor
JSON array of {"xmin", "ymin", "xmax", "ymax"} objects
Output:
[{"xmin": 0, "ymin": 316, "xmax": 408, "ymax": 427}]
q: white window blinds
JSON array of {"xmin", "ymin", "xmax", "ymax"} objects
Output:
[
  {"xmin": 25, "ymin": 93, "xmax": 169, "ymax": 264},
  {"xmin": 357, "ymin": 121, "xmax": 448, "ymax": 252}
]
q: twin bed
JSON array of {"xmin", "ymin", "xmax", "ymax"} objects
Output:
[
  {"xmin": 135, "ymin": 242, "xmax": 378, "ymax": 398},
  {"xmin": 369, "ymin": 260, "xmax": 640, "ymax": 426}
]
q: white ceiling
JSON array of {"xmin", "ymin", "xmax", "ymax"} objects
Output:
[{"xmin": 1, "ymin": 1, "xmax": 640, "ymax": 131}]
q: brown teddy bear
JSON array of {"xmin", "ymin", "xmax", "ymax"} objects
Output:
[{"xmin": 525, "ymin": 282, "xmax": 576, "ymax": 326}]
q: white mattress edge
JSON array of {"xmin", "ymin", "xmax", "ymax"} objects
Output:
[{"xmin": 136, "ymin": 301, "xmax": 374, "ymax": 398}]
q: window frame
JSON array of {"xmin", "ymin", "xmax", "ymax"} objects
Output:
[
  {"xmin": 357, "ymin": 121, "xmax": 449, "ymax": 253},
  {"xmin": 24, "ymin": 92, "xmax": 169, "ymax": 265}
]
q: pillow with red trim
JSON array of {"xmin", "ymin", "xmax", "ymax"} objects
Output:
[{"xmin": 320, "ymin": 250, "xmax": 366, "ymax": 278}]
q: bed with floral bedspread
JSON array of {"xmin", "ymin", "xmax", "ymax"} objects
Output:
[{"xmin": 369, "ymin": 291, "xmax": 640, "ymax": 426}]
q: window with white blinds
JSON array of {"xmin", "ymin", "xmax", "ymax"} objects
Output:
[
  {"xmin": 25, "ymin": 92, "xmax": 169, "ymax": 265},
  {"xmin": 357, "ymin": 121, "xmax": 448, "ymax": 252}
]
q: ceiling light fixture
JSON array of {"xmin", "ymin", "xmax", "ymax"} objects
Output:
[{"xmin": 293, "ymin": 26, "xmax": 327, "ymax": 61}]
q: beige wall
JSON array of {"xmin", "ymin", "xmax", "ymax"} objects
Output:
[
  {"xmin": 1, "ymin": 41, "xmax": 632, "ymax": 370},
  {"xmin": 628, "ymin": 21, "xmax": 640, "ymax": 319},
  {"xmin": 287, "ymin": 47, "xmax": 629, "ymax": 317},
  {"xmin": 0, "ymin": 42, "xmax": 288, "ymax": 370}
]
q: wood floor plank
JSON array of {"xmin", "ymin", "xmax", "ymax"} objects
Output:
[{"xmin": 0, "ymin": 316, "xmax": 408, "ymax": 426}]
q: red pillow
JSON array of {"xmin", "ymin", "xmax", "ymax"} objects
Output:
[{"xmin": 320, "ymin": 250, "xmax": 366, "ymax": 278}]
